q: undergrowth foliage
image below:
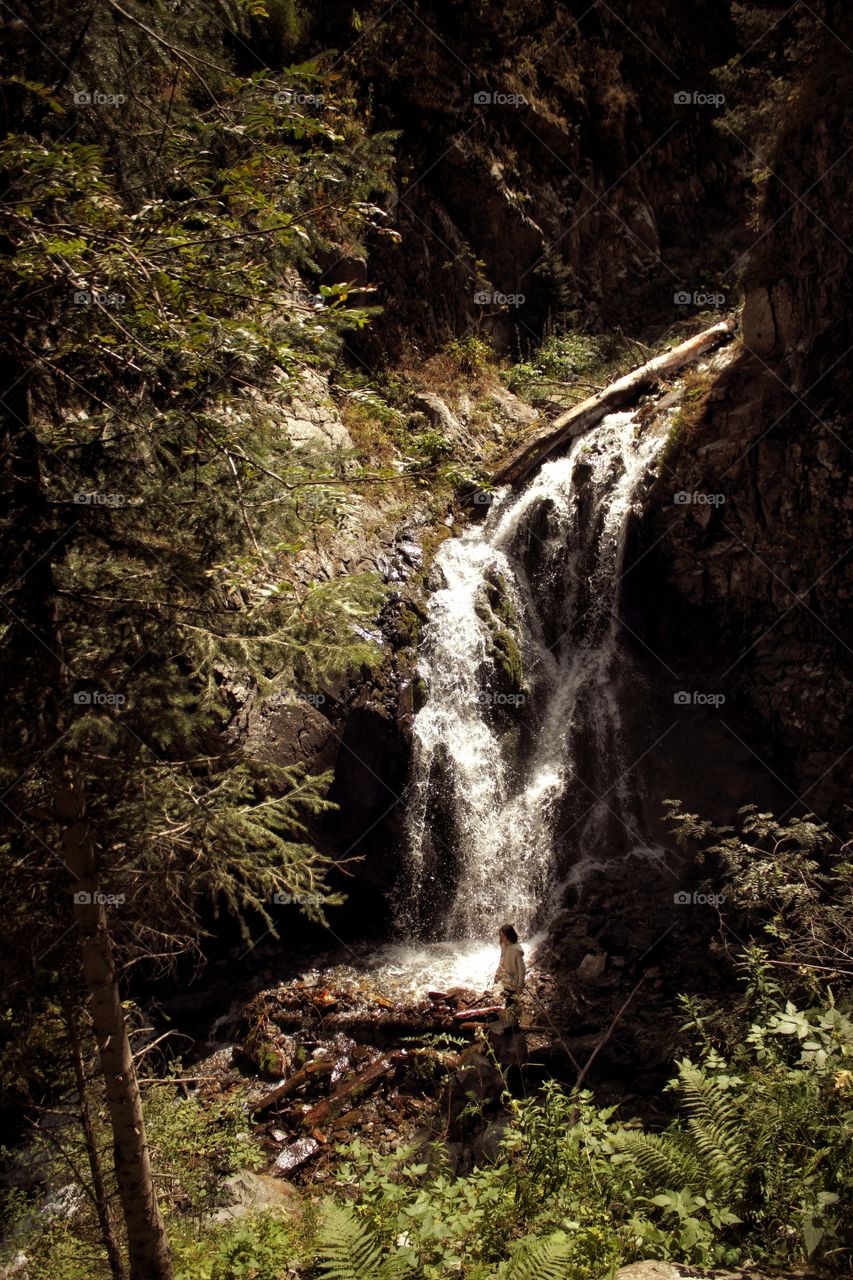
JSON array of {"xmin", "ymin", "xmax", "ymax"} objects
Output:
[
  {"xmin": 311, "ymin": 963, "xmax": 852, "ymax": 1277},
  {"xmin": 304, "ymin": 809, "xmax": 853, "ymax": 1278}
]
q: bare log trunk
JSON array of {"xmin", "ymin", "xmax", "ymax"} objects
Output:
[
  {"xmin": 302, "ymin": 1052, "xmax": 406, "ymax": 1129},
  {"xmin": 57, "ymin": 769, "xmax": 174, "ymax": 1280},
  {"xmin": 491, "ymin": 319, "xmax": 735, "ymax": 487},
  {"xmin": 252, "ymin": 1058, "xmax": 336, "ymax": 1114},
  {"xmin": 65, "ymin": 1005, "xmax": 128, "ymax": 1280}
]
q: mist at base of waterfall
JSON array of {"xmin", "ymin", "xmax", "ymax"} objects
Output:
[{"xmin": 373, "ymin": 934, "xmax": 549, "ymax": 996}]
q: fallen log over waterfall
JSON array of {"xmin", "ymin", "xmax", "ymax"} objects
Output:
[{"xmin": 490, "ymin": 318, "xmax": 736, "ymax": 487}]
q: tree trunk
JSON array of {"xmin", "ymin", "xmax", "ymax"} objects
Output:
[
  {"xmin": 491, "ymin": 318, "xmax": 735, "ymax": 487},
  {"xmin": 57, "ymin": 769, "xmax": 174, "ymax": 1280},
  {"xmin": 65, "ymin": 1005, "xmax": 128, "ymax": 1280}
]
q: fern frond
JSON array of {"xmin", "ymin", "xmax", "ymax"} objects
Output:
[
  {"xmin": 611, "ymin": 1128, "xmax": 704, "ymax": 1190},
  {"xmin": 506, "ymin": 1234, "xmax": 573, "ymax": 1280},
  {"xmin": 677, "ymin": 1060, "xmax": 748, "ymax": 1197},
  {"xmin": 317, "ymin": 1204, "xmax": 385, "ymax": 1280}
]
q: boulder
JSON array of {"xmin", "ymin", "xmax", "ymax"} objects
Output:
[
  {"xmin": 242, "ymin": 697, "xmax": 338, "ymax": 771},
  {"xmin": 414, "ymin": 391, "xmax": 460, "ymax": 434},
  {"xmin": 577, "ymin": 951, "xmax": 607, "ymax": 982},
  {"xmin": 211, "ymin": 1170, "xmax": 298, "ymax": 1222},
  {"xmin": 613, "ymin": 1265, "xmax": 684, "ymax": 1280},
  {"xmin": 614, "ymin": 1265, "xmax": 823, "ymax": 1280}
]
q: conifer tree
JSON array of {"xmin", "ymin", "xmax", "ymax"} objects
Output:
[{"xmin": 0, "ymin": 2, "xmax": 397, "ymax": 1275}]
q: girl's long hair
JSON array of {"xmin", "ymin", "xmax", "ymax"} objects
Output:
[{"xmin": 499, "ymin": 923, "xmax": 518, "ymax": 944}]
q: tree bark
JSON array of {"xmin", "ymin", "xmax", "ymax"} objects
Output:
[
  {"xmin": 490, "ymin": 319, "xmax": 735, "ymax": 487},
  {"xmin": 65, "ymin": 1005, "xmax": 128, "ymax": 1280},
  {"xmin": 57, "ymin": 769, "xmax": 174, "ymax": 1280}
]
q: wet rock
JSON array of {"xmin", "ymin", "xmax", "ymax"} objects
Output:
[
  {"xmin": 273, "ymin": 1137, "xmax": 320, "ymax": 1176},
  {"xmin": 440, "ymin": 986, "xmax": 480, "ymax": 1009},
  {"xmin": 329, "ymin": 1034, "xmax": 357, "ymax": 1085},
  {"xmin": 396, "ymin": 541, "xmax": 423, "ymax": 566}
]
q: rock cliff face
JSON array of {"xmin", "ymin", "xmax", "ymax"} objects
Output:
[
  {"xmin": 331, "ymin": 0, "xmax": 748, "ymax": 356},
  {"xmin": 625, "ymin": 35, "xmax": 853, "ymax": 820}
]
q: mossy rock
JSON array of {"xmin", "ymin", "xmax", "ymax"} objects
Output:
[
  {"xmin": 398, "ymin": 605, "xmax": 423, "ymax": 642},
  {"xmin": 489, "ymin": 625, "xmax": 523, "ymax": 693},
  {"xmin": 473, "ymin": 571, "xmax": 525, "ymax": 695},
  {"xmin": 484, "ymin": 567, "xmax": 520, "ymax": 628},
  {"xmin": 413, "ymin": 674, "xmax": 429, "ymax": 711}
]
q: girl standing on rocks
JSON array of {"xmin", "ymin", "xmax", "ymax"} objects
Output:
[{"xmin": 494, "ymin": 923, "xmax": 526, "ymax": 1017}]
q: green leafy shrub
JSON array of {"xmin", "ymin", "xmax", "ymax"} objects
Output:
[
  {"xmin": 145, "ymin": 1083, "xmax": 265, "ymax": 1219},
  {"xmin": 172, "ymin": 1210, "xmax": 313, "ymax": 1280},
  {"xmin": 505, "ymin": 330, "xmax": 627, "ymax": 405}
]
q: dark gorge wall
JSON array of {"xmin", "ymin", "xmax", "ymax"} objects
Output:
[
  {"xmin": 624, "ymin": 30, "xmax": 853, "ymax": 827},
  {"xmin": 321, "ymin": 0, "xmax": 748, "ymax": 357}
]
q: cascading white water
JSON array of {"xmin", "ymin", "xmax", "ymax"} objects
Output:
[{"xmin": 403, "ymin": 410, "xmax": 667, "ymax": 943}]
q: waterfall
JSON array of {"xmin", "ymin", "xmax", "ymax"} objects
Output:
[{"xmin": 403, "ymin": 410, "xmax": 666, "ymax": 942}]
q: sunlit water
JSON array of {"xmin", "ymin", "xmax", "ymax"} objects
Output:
[
  {"xmin": 372, "ymin": 934, "xmax": 548, "ymax": 996},
  {"xmin": 282, "ymin": 935, "xmax": 548, "ymax": 1010},
  {"xmin": 403, "ymin": 410, "xmax": 668, "ymax": 946}
]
